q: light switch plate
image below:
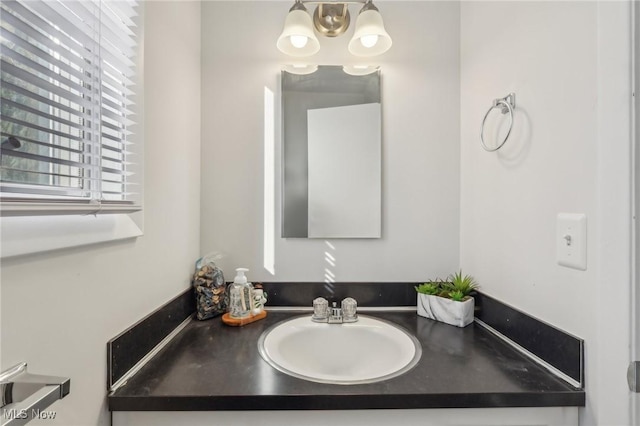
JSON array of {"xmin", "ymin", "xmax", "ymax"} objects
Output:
[{"xmin": 556, "ymin": 213, "xmax": 587, "ymax": 270}]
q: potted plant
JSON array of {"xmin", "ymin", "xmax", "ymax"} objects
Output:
[{"xmin": 415, "ymin": 271, "xmax": 479, "ymax": 328}]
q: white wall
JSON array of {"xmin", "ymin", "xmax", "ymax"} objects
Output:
[
  {"xmin": 0, "ymin": 2, "xmax": 202, "ymax": 425},
  {"xmin": 200, "ymin": 1, "xmax": 461, "ymax": 282},
  {"xmin": 635, "ymin": 1, "xmax": 640, "ymax": 421},
  {"xmin": 460, "ymin": 2, "xmax": 632, "ymax": 425}
]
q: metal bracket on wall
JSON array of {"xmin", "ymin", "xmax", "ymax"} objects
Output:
[
  {"xmin": 480, "ymin": 92, "xmax": 516, "ymax": 152},
  {"xmin": 628, "ymin": 361, "xmax": 640, "ymax": 392}
]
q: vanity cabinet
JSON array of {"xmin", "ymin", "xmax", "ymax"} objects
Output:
[{"xmin": 114, "ymin": 407, "xmax": 578, "ymax": 426}]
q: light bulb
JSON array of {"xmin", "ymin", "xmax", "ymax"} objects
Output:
[
  {"xmin": 360, "ymin": 34, "xmax": 379, "ymax": 48},
  {"xmin": 290, "ymin": 35, "xmax": 308, "ymax": 48}
]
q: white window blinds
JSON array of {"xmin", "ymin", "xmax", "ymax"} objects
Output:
[{"xmin": 0, "ymin": 0, "xmax": 141, "ymax": 216}]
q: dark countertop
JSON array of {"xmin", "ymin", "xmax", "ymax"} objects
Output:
[{"xmin": 108, "ymin": 310, "xmax": 584, "ymax": 411}]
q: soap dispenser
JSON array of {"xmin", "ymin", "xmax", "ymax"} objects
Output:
[{"xmin": 229, "ymin": 268, "xmax": 254, "ymax": 319}]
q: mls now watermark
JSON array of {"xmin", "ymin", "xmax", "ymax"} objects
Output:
[{"xmin": 3, "ymin": 408, "xmax": 57, "ymax": 420}]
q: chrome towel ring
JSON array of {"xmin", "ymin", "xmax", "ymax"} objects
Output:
[{"xmin": 480, "ymin": 93, "xmax": 516, "ymax": 152}]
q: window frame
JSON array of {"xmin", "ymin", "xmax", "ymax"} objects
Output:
[
  {"xmin": 0, "ymin": 0, "xmax": 142, "ymax": 218},
  {"xmin": 0, "ymin": 0, "xmax": 145, "ymax": 258}
]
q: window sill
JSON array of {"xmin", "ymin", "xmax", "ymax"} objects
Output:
[{"xmin": 0, "ymin": 214, "xmax": 143, "ymax": 259}]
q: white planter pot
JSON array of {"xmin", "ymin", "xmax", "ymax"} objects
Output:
[{"xmin": 416, "ymin": 293, "xmax": 474, "ymax": 328}]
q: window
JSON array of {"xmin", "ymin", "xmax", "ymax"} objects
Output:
[{"xmin": 0, "ymin": 0, "xmax": 141, "ymax": 216}]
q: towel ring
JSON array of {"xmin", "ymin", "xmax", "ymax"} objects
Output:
[{"xmin": 480, "ymin": 93, "xmax": 516, "ymax": 152}]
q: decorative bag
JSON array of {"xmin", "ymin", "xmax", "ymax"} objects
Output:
[{"xmin": 192, "ymin": 254, "xmax": 227, "ymax": 320}]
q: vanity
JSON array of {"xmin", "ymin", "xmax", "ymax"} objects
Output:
[{"xmin": 108, "ymin": 283, "xmax": 584, "ymax": 426}]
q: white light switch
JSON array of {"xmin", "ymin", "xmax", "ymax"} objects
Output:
[{"xmin": 556, "ymin": 213, "xmax": 587, "ymax": 270}]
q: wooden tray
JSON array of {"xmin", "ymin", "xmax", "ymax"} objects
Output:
[{"xmin": 221, "ymin": 310, "xmax": 267, "ymax": 327}]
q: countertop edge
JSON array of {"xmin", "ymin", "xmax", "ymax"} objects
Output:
[{"xmin": 108, "ymin": 391, "xmax": 586, "ymax": 411}]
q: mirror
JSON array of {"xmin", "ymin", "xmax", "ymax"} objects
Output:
[{"xmin": 282, "ymin": 65, "xmax": 381, "ymax": 238}]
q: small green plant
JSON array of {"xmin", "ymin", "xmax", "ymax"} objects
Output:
[
  {"xmin": 449, "ymin": 290, "xmax": 465, "ymax": 302},
  {"xmin": 415, "ymin": 282, "xmax": 441, "ymax": 295},
  {"xmin": 415, "ymin": 271, "xmax": 479, "ymax": 302},
  {"xmin": 446, "ymin": 270, "xmax": 479, "ymax": 297}
]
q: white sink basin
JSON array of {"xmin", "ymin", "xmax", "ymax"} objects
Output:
[{"xmin": 258, "ymin": 315, "xmax": 422, "ymax": 385}]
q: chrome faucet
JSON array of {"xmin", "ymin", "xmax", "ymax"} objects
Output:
[
  {"xmin": 312, "ymin": 297, "xmax": 358, "ymax": 323},
  {"xmin": 328, "ymin": 302, "xmax": 343, "ymax": 323}
]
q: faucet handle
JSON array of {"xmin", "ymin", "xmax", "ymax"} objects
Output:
[
  {"xmin": 341, "ymin": 297, "xmax": 358, "ymax": 322},
  {"xmin": 312, "ymin": 297, "xmax": 329, "ymax": 322}
]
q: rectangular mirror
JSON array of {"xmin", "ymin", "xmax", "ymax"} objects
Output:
[{"xmin": 281, "ymin": 65, "xmax": 381, "ymax": 238}]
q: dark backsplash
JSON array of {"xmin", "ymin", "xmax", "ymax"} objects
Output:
[
  {"xmin": 474, "ymin": 292, "xmax": 584, "ymax": 386},
  {"xmin": 107, "ymin": 289, "xmax": 194, "ymax": 389},
  {"xmin": 260, "ymin": 282, "xmax": 419, "ymax": 307}
]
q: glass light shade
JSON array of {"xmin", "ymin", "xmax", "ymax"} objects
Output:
[
  {"xmin": 277, "ymin": 9, "xmax": 320, "ymax": 57},
  {"xmin": 348, "ymin": 9, "xmax": 392, "ymax": 57}
]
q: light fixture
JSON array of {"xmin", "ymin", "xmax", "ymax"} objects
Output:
[
  {"xmin": 276, "ymin": 0, "xmax": 321, "ymax": 57},
  {"xmin": 277, "ymin": 0, "xmax": 392, "ymax": 57},
  {"xmin": 348, "ymin": 0, "xmax": 392, "ymax": 57},
  {"xmin": 313, "ymin": 3, "xmax": 350, "ymax": 37}
]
